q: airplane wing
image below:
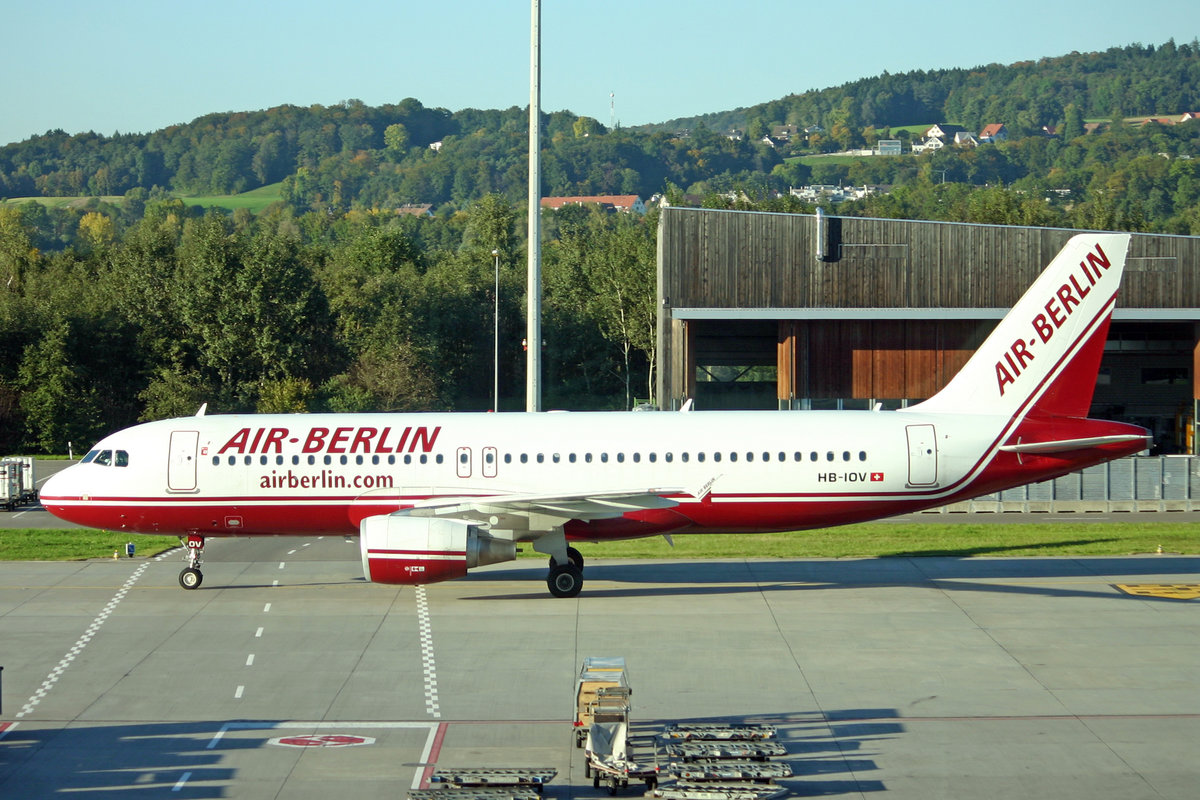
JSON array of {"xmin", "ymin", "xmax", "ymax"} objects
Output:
[{"xmin": 401, "ymin": 486, "xmax": 687, "ymax": 528}]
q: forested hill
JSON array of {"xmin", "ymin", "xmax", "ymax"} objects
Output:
[
  {"xmin": 2, "ymin": 40, "xmax": 1198, "ymax": 212},
  {"xmin": 646, "ymin": 39, "xmax": 1200, "ymax": 137}
]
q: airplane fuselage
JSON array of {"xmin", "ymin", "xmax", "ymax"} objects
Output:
[{"xmin": 43, "ymin": 408, "xmax": 1143, "ymax": 542}]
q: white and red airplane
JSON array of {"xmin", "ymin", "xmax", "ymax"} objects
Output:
[{"xmin": 42, "ymin": 233, "xmax": 1149, "ymax": 597}]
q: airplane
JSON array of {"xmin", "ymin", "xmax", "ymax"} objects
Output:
[{"xmin": 41, "ymin": 233, "xmax": 1150, "ymax": 597}]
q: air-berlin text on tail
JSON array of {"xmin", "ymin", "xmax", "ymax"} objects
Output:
[
  {"xmin": 216, "ymin": 425, "xmax": 442, "ymax": 455},
  {"xmin": 995, "ymin": 242, "xmax": 1113, "ymax": 397}
]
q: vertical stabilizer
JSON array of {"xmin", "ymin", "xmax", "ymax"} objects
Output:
[{"xmin": 911, "ymin": 233, "xmax": 1130, "ymax": 419}]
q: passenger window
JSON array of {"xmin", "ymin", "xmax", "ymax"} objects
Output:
[
  {"xmin": 94, "ymin": 450, "xmax": 113, "ymax": 466},
  {"xmin": 537, "ymin": 454, "xmax": 544, "ymax": 463},
  {"xmin": 859, "ymin": 451, "xmax": 867, "ymax": 461},
  {"xmin": 842, "ymin": 451, "xmax": 850, "ymax": 462},
  {"xmin": 307, "ymin": 455, "xmax": 316, "ymax": 466},
  {"xmin": 553, "ymin": 453, "xmax": 561, "ymax": 463},
  {"xmin": 323, "ymin": 455, "xmax": 332, "ymax": 466},
  {"xmin": 371, "ymin": 455, "xmax": 379, "ymax": 465},
  {"xmin": 730, "ymin": 452, "xmax": 738, "ymax": 463},
  {"xmin": 503, "ymin": 453, "xmax": 511, "ymax": 464},
  {"xmin": 227, "ymin": 456, "xmax": 236, "ymax": 466},
  {"xmin": 355, "ymin": 455, "xmax": 364, "ymax": 466},
  {"xmin": 793, "ymin": 452, "xmax": 801, "ymax": 462},
  {"xmin": 681, "ymin": 452, "xmax": 689, "ymax": 463},
  {"xmin": 826, "ymin": 452, "xmax": 835, "ymax": 461},
  {"xmin": 698, "ymin": 452, "xmax": 706, "ymax": 463},
  {"xmin": 568, "ymin": 453, "xmax": 576, "ymax": 463},
  {"xmin": 260, "ymin": 456, "xmax": 268, "ymax": 466},
  {"xmin": 115, "ymin": 451, "xmax": 129, "ymax": 467},
  {"xmin": 420, "ymin": 454, "xmax": 428, "ymax": 464},
  {"xmin": 649, "ymin": 453, "xmax": 657, "ymax": 463},
  {"xmin": 277, "ymin": 455, "xmax": 285, "ymax": 465},
  {"xmin": 520, "ymin": 453, "xmax": 528, "ymax": 464},
  {"xmin": 585, "ymin": 453, "xmax": 592, "ymax": 463},
  {"xmin": 665, "ymin": 452, "xmax": 673, "ymax": 463},
  {"xmin": 810, "ymin": 452, "xmax": 818, "ymax": 462},
  {"xmin": 617, "ymin": 453, "xmax": 625, "ymax": 463},
  {"xmin": 713, "ymin": 452, "xmax": 721, "ymax": 463},
  {"xmin": 486, "ymin": 452, "xmax": 495, "ymax": 464},
  {"xmin": 212, "ymin": 456, "xmax": 220, "ymax": 466},
  {"xmin": 633, "ymin": 453, "xmax": 641, "ymax": 463},
  {"xmin": 746, "ymin": 452, "xmax": 753, "ymax": 462},
  {"xmin": 339, "ymin": 455, "xmax": 348, "ymax": 466},
  {"xmin": 601, "ymin": 453, "xmax": 609, "ymax": 463},
  {"xmin": 404, "ymin": 454, "xmax": 412, "ymax": 465},
  {"xmin": 388, "ymin": 455, "xmax": 396, "ymax": 465},
  {"xmin": 436, "ymin": 454, "xmax": 443, "ymax": 464}
]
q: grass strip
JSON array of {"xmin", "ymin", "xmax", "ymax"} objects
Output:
[
  {"xmin": 3, "ymin": 521, "xmax": 1196, "ymax": 563},
  {"xmin": 0, "ymin": 530, "xmax": 180, "ymax": 561}
]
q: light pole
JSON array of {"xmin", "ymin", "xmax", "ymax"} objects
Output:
[{"xmin": 492, "ymin": 248, "xmax": 500, "ymax": 412}]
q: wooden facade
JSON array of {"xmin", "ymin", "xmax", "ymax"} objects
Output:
[{"xmin": 657, "ymin": 209, "xmax": 1200, "ymax": 438}]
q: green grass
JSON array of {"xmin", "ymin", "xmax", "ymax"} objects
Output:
[
  {"xmin": 786, "ymin": 154, "xmax": 866, "ymax": 166},
  {"xmin": 512, "ymin": 521, "xmax": 1199, "ymax": 560},
  {"xmin": 180, "ymin": 182, "xmax": 282, "ymax": 212},
  {"xmin": 4, "ymin": 520, "xmax": 1196, "ymax": 563},
  {"xmin": 0, "ymin": 530, "xmax": 179, "ymax": 561},
  {"xmin": 2, "ymin": 182, "xmax": 283, "ymax": 214}
]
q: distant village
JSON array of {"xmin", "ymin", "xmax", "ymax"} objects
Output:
[{"xmin": 398, "ymin": 113, "xmax": 1200, "ymax": 215}]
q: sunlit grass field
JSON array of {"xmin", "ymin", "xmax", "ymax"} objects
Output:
[{"xmin": 3, "ymin": 520, "xmax": 1197, "ymax": 563}]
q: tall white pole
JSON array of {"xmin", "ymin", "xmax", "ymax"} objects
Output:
[
  {"xmin": 492, "ymin": 248, "xmax": 500, "ymax": 412},
  {"xmin": 526, "ymin": 0, "xmax": 542, "ymax": 412}
]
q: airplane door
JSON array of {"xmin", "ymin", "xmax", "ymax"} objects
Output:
[
  {"xmin": 906, "ymin": 424, "xmax": 938, "ymax": 487},
  {"xmin": 456, "ymin": 447, "xmax": 472, "ymax": 478},
  {"xmin": 167, "ymin": 430, "xmax": 199, "ymax": 492},
  {"xmin": 483, "ymin": 447, "xmax": 498, "ymax": 478}
]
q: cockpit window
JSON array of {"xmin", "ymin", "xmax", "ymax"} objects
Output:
[
  {"xmin": 81, "ymin": 450, "xmax": 99, "ymax": 464},
  {"xmin": 93, "ymin": 450, "xmax": 113, "ymax": 466},
  {"xmin": 115, "ymin": 450, "xmax": 129, "ymax": 467}
]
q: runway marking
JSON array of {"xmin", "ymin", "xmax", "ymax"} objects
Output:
[
  {"xmin": 279, "ymin": 562, "xmax": 286, "ymax": 569},
  {"xmin": 171, "ymin": 772, "xmax": 191, "ymax": 792},
  {"xmin": 235, "ymin": 685, "xmax": 244, "ymax": 699},
  {"xmin": 263, "ymin": 603, "xmax": 272, "ymax": 612},
  {"xmin": 15, "ymin": 562, "xmax": 149, "ymax": 719},
  {"xmin": 0, "ymin": 722, "xmax": 16, "ymax": 740},
  {"xmin": 246, "ymin": 654, "xmax": 255, "ymax": 666},
  {"xmin": 415, "ymin": 586, "xmax": 441, "ymax": 719},
  {"xmin": 1115, "ymin": 583, "xmax": 1200, "ymax": 599},
  {"xmin": 204, "ymin": 720, "xmax": 439, "ymax": 789},
  {"xmin": 255, "ymin": 627, "xmax": 264, "ymax": 638}
]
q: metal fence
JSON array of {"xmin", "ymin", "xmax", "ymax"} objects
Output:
[{"xmin": 928, "ymin": 456, "xmax": 1200, "ymax": 513}]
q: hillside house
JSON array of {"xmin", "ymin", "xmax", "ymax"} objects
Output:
[
  {"xmin": 541, "ymin": 195, "xmax": 646, "ymax": 214},
  {"xmin": 978, "ymin": 123, "xmax": 1008, "ymax": 143}
]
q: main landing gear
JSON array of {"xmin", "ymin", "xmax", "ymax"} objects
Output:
[
  {"xmin": 179, "ymin": 534, "xmax": 204, "ymax": 589},
  {"xmin": 546, "ymin": 546, "xmax": 584, "ymax": 598}
]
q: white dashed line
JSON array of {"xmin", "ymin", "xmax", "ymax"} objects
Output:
[
  {"xmin": 246, "ymin": 654, "xmax": 255, "ymax": 666},
  {"xmin": 16, "ymin": 562, "xmax": 150, "ymax": 718},
  {"xmin": 414, "ymin": 586, "xmax": 441, "ymax": 719},
  {"xmin": 278, "ymin": 562, "xmax": 286, "ymax": 569},
  {"xmin": 172, "ymin": 772, "xmax": 192, "ymax": 792},
  {"xmin": 255, "ymin": 627, "xmax": 264, "ymax": 638},
  {"xmin": 235, "ymin": 685, "xmax": 245, "ymax": 699},
  {"xmin": 263, "ymin": 603, "xmax": 271, "ymax": 613}
]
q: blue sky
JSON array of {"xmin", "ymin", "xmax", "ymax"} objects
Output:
[{"xmin": 2, "ymin": 0, "xmax": 1196, "ymax": 147}]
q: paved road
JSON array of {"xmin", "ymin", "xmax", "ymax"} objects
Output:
[{"xmin": 1, "ymin": 535, "xmax": 1198, "ymax": 799}]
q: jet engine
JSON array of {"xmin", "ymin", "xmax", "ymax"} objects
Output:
[{"xmin": 359, "ymin": 515, "xmax": 516, "ymax": 585}]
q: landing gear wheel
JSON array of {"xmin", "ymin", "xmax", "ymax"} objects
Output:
[
  {"xmin": 179, "ymin": 567, "xmax": 203, "ymax": 590},
  {"xmin": 547, "ymin": 563, "xmax": 583, "ymax": 598},
  {"xmin": 548, "ymin": 546, "xmax": 584, "ymax": 571}
]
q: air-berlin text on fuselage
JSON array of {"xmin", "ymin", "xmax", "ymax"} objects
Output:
[
  {"xmin": 995, "ymin": 242, "xmax": 1112, "ymax": 397},
  {"xmin": 217, "ymin": 425, "xmax": 442, "ymax": 455}
]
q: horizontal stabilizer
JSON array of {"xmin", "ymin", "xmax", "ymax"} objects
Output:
[{"xmin": 999, "ymin": 434, "xmax": 1150, "ymax": 454}]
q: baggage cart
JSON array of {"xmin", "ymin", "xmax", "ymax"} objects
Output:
[
  {"xmin": 659, "ymin": 724, "xmax": 777, "ymax": 742},
  {"xmin": 574, "ymin": 656, "xmax": 631, "ymax": 747},
  {"xmin": 427, "ymin": 767, "xmax": 556, "ymax": 794},
  {"xmin": 584, "ymin": 721, "xmax": 659, "ymax": 795}
]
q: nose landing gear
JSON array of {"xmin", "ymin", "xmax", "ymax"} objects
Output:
[{"xmin": 178, "ymin": 534, "xmax": 205, "ymax": 589}]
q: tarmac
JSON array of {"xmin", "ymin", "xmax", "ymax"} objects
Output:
[{"xmin": 0, "ymin": 528, "xmax": 1198, "ymax": 799}]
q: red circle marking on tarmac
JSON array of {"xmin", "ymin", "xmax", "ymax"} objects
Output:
[{"xmin": 270, "ymin": 735, "xmax": 375, "ymax": 747}]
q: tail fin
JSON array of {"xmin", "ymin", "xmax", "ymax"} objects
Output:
[{"xmin": 912, "ymin": 233, "xmax": 1131, "ymax": 419}]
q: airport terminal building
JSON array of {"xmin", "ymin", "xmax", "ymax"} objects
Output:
[{"xmin": 656, "ymin": 207, "xmax": 1200, "ymax": 456}]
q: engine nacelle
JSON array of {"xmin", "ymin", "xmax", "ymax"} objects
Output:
[{"xmin": 359, "ymin": 515, "xmax": 516, "ymax": 585}]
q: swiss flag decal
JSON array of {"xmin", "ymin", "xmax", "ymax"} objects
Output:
[{"xmin": 870, "ymin": 472, "xmax": 885, "ymax": 482}]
